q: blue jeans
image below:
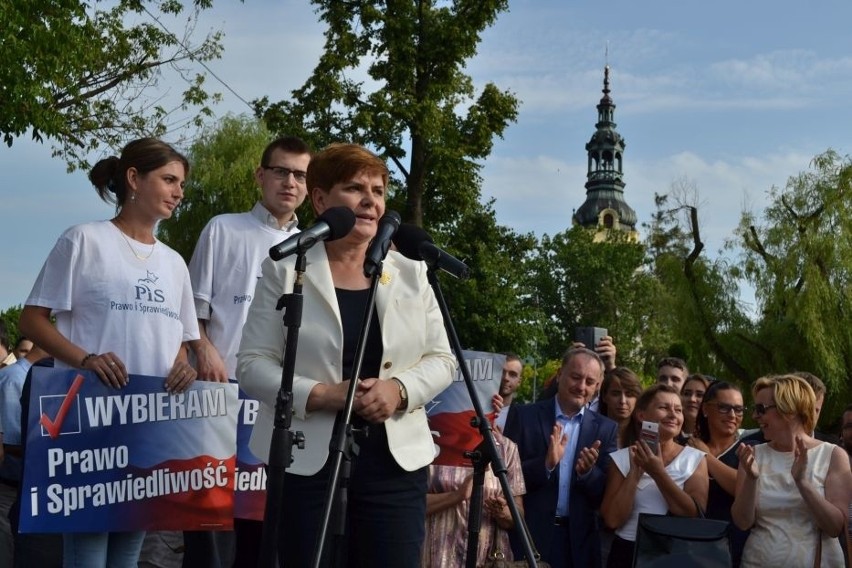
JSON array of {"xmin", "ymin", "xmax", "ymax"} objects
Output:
[{"xmin": 63, "ymin": 531, "xmax": 145, "ymax": 568}]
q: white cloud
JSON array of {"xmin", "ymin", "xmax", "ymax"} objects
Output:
[
  {"xmin": 3, "ymin": 0, "xmax": 852, "ymax": 312},
  {"xmin": 480, "ymin": 154, "xmax": 587, "ymax": 236},
  {"xmin": 480, "ymin": 148, "xmax": 818, "ymax": 257},
  {"xmin": 709, "ymin": 50, "xmax": 852, "ymax": 94}
]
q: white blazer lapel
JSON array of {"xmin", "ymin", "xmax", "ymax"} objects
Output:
[{"xmin": 303, "ymin": 243, "xmax": 342, "ymax": 325}]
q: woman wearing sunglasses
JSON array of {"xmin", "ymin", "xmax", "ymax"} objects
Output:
[
  {"xmin": 732, "ymin": 375, "xmax": 852, "ymax": 567},
  {"xmin": 687, "ymin": 381, "xmax": 749, "ymax": 567}
]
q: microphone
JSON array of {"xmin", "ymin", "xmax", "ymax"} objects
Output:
[
  {"xmin": 392, "ymin": 224, "xmax": 471, "ymax": 280},
  {"xmin": 269, "ymin": 206, "xmax": 356, "ymax": 261},
  {"xmin": 363, "ymin": 210, "xmax": 402, "ymax": 277}
]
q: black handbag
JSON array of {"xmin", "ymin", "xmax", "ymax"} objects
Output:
[{"xmin": 632, "ymin": 513, "xmax": 732, "ymax": 567}]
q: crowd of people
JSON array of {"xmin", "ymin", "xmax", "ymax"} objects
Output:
[
  {"xmin": 0, "ymin": 135, "xmax": 850, "ymax": 568},
  {"xmin": 504, "ymin": 354, "xmax": 851, "ymax": 568}
]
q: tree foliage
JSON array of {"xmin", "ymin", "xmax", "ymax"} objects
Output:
[
  {"xmin": 531, "ymin": 225, "xmax": 655, "ymax": 367},
  {"xmin": 1, "ymin": 0, "xmax": 223, "ymax": 170},
  {"xmin": 644, "ymin": 185, "xmax": 754, "ymax": 381},
  {"xmin": 158, "ymin": 115, "xmax": 272, "ymax": 261},
  {"xmin": 253, "ymin": 0, "xmax": 539, "ymax": 355},
  {"xmin": 439, "ymin": 203, "xmax": 541, "ymax": 355},
  {"xmin": 253, "ymin": 0, "xmax": 518, "ymax": 227},
  {"xmin": 0, "ymin": 305, "xmax": 23, "ymax": 348},
  {"xmin": 514, "ymin": 358, "xmax": 561, "ymax": 405},
  {"xmin": 732, "ymin": 150, "xmax": 852, "ymax": 409},
  {"xmin": 641, "ymin": 158, "xmax": 852, "ymax": 424}
]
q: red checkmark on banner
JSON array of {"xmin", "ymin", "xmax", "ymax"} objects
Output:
[{"xmin": 40, "ymin": 373, "xmax": 85, "ymax": 439}]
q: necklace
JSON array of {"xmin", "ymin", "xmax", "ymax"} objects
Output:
[{"xmin": 113, "ymin": 219, "xmax": 156, "ymax": 260}]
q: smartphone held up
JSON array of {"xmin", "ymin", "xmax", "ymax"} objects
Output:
[
  {"xmin": 640, "ymin": 421, "xmax": 660, "ymax": 455},
  {"xmin": 575, "ymin": 326, "xmax": 607, "ymax": 349}
]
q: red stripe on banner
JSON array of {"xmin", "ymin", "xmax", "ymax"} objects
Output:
[
  {"xmin": 128, "ymin": 454, "xmax": 236, "ymax": 531},
  {"xmin": 428, "ymin": 411, "xmax": 496, "ymax": 467}
]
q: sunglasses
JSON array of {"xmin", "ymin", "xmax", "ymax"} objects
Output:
[
  {"xmin": 753, "ymin": 403, "xmax": 777, "ymax": 416},
  {"xmin": 709, "ymin": 402, "xmax": 746, "ymax": 416}
]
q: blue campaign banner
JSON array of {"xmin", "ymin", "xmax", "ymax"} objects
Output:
[
  {"xmin": 20, "ymin": 367, "xmax": 239, "ymax": 533},
  {"xmin": 232, "ymin": 382, "xmax": 266, "ymax": 520}
]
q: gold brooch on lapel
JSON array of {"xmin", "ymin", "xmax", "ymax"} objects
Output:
[{"xmin": 379, "ymin": 271, "xmax": 392, "ymax": 285}]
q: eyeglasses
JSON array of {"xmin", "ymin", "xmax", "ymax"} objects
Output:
[
  {"xmin": 263, "ymin": 166, "xmax": 307, "ymax": 183},
  {"xmin": 753, "ymin": 403, "xmax": 777, "ymax": 416},
  {"xmin": 709, "ymin": 402, "xmax": 746, "ymax": 416}
]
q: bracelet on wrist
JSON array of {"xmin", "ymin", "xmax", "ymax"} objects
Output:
[{"xmin": 80, "ymin": 353, "xmax": 98, "ymax": 368}]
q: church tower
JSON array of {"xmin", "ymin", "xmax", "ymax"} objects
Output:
[{"xmin": 572, "ymin": 66, "xmax": 638, "ymax": 239}]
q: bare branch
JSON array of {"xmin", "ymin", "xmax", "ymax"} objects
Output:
[{"xmin": 681, "ymin": 206, "xmax": 750, "ymax": 382}]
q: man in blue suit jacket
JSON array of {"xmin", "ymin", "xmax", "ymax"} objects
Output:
[{"xmin": 504, "ymin": 348, "xmax": 618, "ymax": 568}]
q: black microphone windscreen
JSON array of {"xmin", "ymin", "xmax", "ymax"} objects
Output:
[
  {"xmin": 363, "ymin": 210, "xmax": 402, "ymax": 277},
  {"xmin": 319, "ymin": 206, "xmax": 357, "ymax": 241},
  {"xmin": 392, "ymin": 223, "xmax": 432, "ymax": 261}
]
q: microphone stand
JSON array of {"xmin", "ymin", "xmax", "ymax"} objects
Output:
[
  {"xmin": 425, "ymin": 269, "xmax": 540, "ymax": 568},
  {"xmin": 311, "ymin": 260, "xmax": 383, "ymax": 568},
  {"xmin": 259, "ymin": 250, "xmax": 309, "ymax": 568}
]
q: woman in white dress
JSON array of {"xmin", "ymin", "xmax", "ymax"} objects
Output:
[
  {"xmin": 732, "ymin": 374, "xmax": 852, "ymax": 567},
  {"xmin": 601, "ymin": 384, "xmax": 709, "ymax": 567}
]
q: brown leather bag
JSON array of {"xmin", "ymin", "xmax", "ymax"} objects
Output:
[{"xmin": 479, "ymin": 522, "xmax": 551, "ymax": 568}]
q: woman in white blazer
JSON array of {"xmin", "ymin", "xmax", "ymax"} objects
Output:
[{"xmin": 237, "ymin": 143, "xmax": 455, "ymax": 568}]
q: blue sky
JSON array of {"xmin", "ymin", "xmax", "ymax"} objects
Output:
[{"xmin": 2, "ymin": 0, "xmax": 852, "ymax": 311}]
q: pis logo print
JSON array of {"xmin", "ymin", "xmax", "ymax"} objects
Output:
[
  {"xmin": 39, "ymin": 374, "xmax": 85, "ymax": 438},
  {"xmin": 135, "ymin": 271, "xmax": 165, "ymax": 303}
]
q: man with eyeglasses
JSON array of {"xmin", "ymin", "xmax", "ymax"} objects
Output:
[{"xmin": 184, "ymin": 136, "xmax": 312, "ymax": 568}]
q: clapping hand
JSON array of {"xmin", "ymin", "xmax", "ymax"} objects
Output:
[
  {"xmin": 736, "ymin": 443, "xmax": 759, "ymax": 480},
  {"xmin": 545, "ymin": 423, "xmax": 568, "ymax": 471},
  {"xmin": 455, "ymin": 473, "xmax": 474, "ymax": 503},
  {"xmin": 575, "ymin": 440, "xmax": 602, "ymax": 476},
  {"xmin": 791, "ymin": 435, "xmax": 809, "ymax": 483}
]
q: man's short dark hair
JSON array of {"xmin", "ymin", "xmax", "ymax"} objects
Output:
[
  {"xmin": 791, "ymin": 371, "xmax": 826, "ymax": 398},
  {"xmin": 503, "ymin": 352, "xmax": 521, "ymax": 365},
  {"xmin": 260, "ymin": 136, "xmax": 311, "ymax": 167},
  {"xmin": 657, "ymin": 357, "xmax": 688, "ymax": 374}
]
